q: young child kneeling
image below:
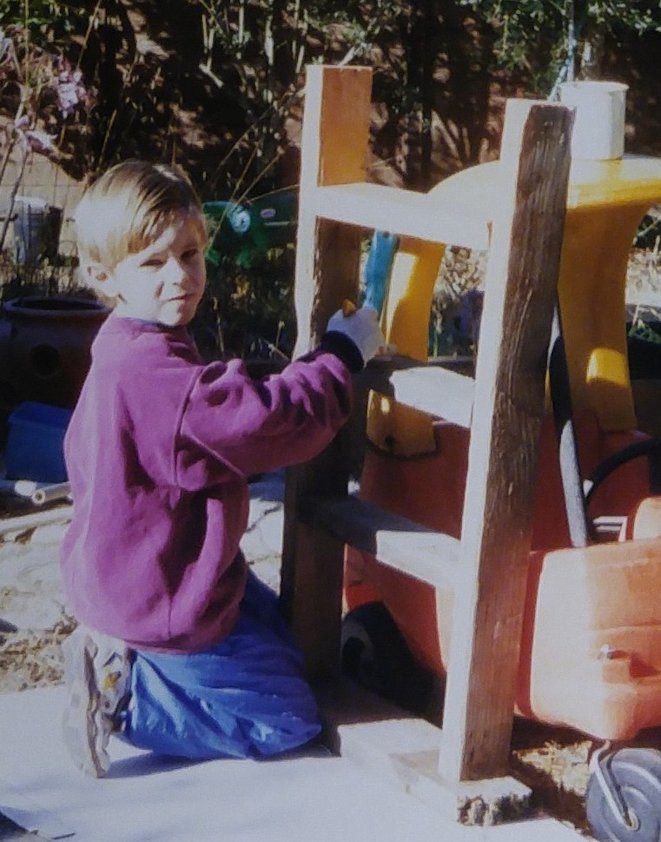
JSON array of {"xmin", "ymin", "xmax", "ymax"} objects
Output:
[{"xmin": 60, "ymin": 160, "xmax": 384, "ymax": 777}]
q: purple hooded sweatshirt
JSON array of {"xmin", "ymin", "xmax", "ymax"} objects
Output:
[{"xmin": 60, "ymin": 315, "xmax": 353, "ymax": 653}]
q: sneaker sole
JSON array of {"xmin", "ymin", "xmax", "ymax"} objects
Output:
[{"xmin": 62, "ymin": 632, "xmax": 110, "ymax": 778}]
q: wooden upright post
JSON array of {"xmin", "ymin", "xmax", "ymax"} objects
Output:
[
  {"xmin": 438, "ymin": 99, "xmax": 574, "ymax": 782},
  {"xmin": 292, "ymin": 64, "xmax": 373, "ymax": 355},
  {"xmin": 281, "ymin": 66, "xmax": 372, "ymax": 676}
]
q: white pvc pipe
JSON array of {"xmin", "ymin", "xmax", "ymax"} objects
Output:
[
  {"xmin": 31, "ymin": 482, "xmax": 72, "ymax": 506},
  {"xmin": 0, "ymin": 479, "xmax": 38, "ymax": 497}
]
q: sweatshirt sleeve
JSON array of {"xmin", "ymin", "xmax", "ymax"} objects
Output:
[{"xmin": 174, "ymin": 348, "xmax": 353, "ymax": 488}]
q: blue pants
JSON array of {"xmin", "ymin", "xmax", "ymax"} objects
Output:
[{"xmin": 122, "ymin": 573, "xmax": 321, "ymax": 760}]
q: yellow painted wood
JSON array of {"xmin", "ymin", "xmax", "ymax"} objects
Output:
[{"xmin": 292, "ymin": 65, "xmax": 372, "ymax": 356}]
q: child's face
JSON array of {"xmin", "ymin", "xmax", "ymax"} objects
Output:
[{"xmin": 102, "ymin": 214, "xmax": 206, "ymax": 327}]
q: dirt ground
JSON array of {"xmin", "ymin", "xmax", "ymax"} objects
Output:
[{"xmin": 0, "ymin": 505, "xmax": 71, "ymax": 689}]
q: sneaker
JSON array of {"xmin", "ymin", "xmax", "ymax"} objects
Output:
[{"xmin": 62, "ymin": 625, "xmax": 132, "ymax": 777}]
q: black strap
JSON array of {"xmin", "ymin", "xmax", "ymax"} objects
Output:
[
  {"xmin": 547, "ymin": 303, "xmax": 590, "ymax": 547},
  {"xmin": 586, "ymin": 438, "xmax": 661, "ymax": 504}
]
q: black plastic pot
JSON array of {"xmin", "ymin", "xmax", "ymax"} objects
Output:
[{"xmin": 0, "ymin": 295, "xmax": 110, "ymax": 408}]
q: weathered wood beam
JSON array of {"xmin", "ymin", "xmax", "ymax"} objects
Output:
[
  {"xmin": 309, "ymin": 495, "xmax": 460, "ymax": 590},
  {"xmin": 438, "ymin": 98, "xmax": 574, "ymax": 783}
]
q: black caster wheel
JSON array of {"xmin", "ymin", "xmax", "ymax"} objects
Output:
[
  {"xmin": 586, "ymin": 747, "xmax": 661, "ymax": 841},
  {"xmin": 341, "ymin": 601, "xmax": 433, "ymax": 712}
]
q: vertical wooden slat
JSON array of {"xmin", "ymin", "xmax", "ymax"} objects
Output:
[
  {"xmin": 292, "ymin": 64, "xmax": 372, "ymax": 356},
  {"xmin": 438, "ymin": 99, "xmax": 575, "ymax": 782},
  {"xmin": 281, "ymin": 442, "xmax": 351, "ymax": 677},
  {"xmin": 281, "ymin": 65, "xmax": 372, "ymax": 677}
]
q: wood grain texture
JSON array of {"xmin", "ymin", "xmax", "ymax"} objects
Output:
[
  {"xmin": 310, "ymin": 495, "xmax": 461, "ymax": 590},
  {"xmin": 282, "ymin": 66, "xmax": 373, "ymax": 675},
  {"xmin": 312, "ymin": 183, "xmax": 490, "ymax": 249},
  {"xmin": 292, "ymin": 65, "xmax": 371, "ymax": 356},
  {"xmin": 283, "ymin": 66, "xmax": 575, "ymax": 804},
  {"xmin": 438, "ymin": 99, "xmax": 574, "ymax": 782}
]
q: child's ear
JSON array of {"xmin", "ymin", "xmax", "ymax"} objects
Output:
[{"xmin": 82, "ymin": 262, "xmax": 116, "ymax": 295}]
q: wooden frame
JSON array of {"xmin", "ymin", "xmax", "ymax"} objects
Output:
[{"xmin": 281, "ymin": 64, "xmax": 574, "ymax": 823}]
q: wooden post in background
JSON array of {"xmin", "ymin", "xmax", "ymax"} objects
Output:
[
  {"xmin": 281, "ymin": 66, "xmax": 372, "ymax": 677},
  {"xmin": 292, "ymin": 64, "xmax": 372, "ymax": 355}
]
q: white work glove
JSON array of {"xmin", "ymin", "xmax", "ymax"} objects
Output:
[{"xmin": 326, "ymin": 305, "xmax": 385, "ymax": 364}]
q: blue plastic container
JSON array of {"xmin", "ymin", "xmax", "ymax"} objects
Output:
[{"xmin": 5, "ymin": 401, "xmax": 72, "ymax": 482}]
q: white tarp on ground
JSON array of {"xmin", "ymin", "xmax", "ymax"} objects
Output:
[{"xmin": 0, "ymin": 687, "xmax": 585, "ymax": 842}]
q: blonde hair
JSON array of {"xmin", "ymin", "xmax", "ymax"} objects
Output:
[{"xmin": 74, "ymin": 160, "xmax": 206, "ymax": 270}]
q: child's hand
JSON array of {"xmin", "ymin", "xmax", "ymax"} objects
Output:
[{"xmin": 326, "ymin": 305, "xmax": 386, "ymax": 364}]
